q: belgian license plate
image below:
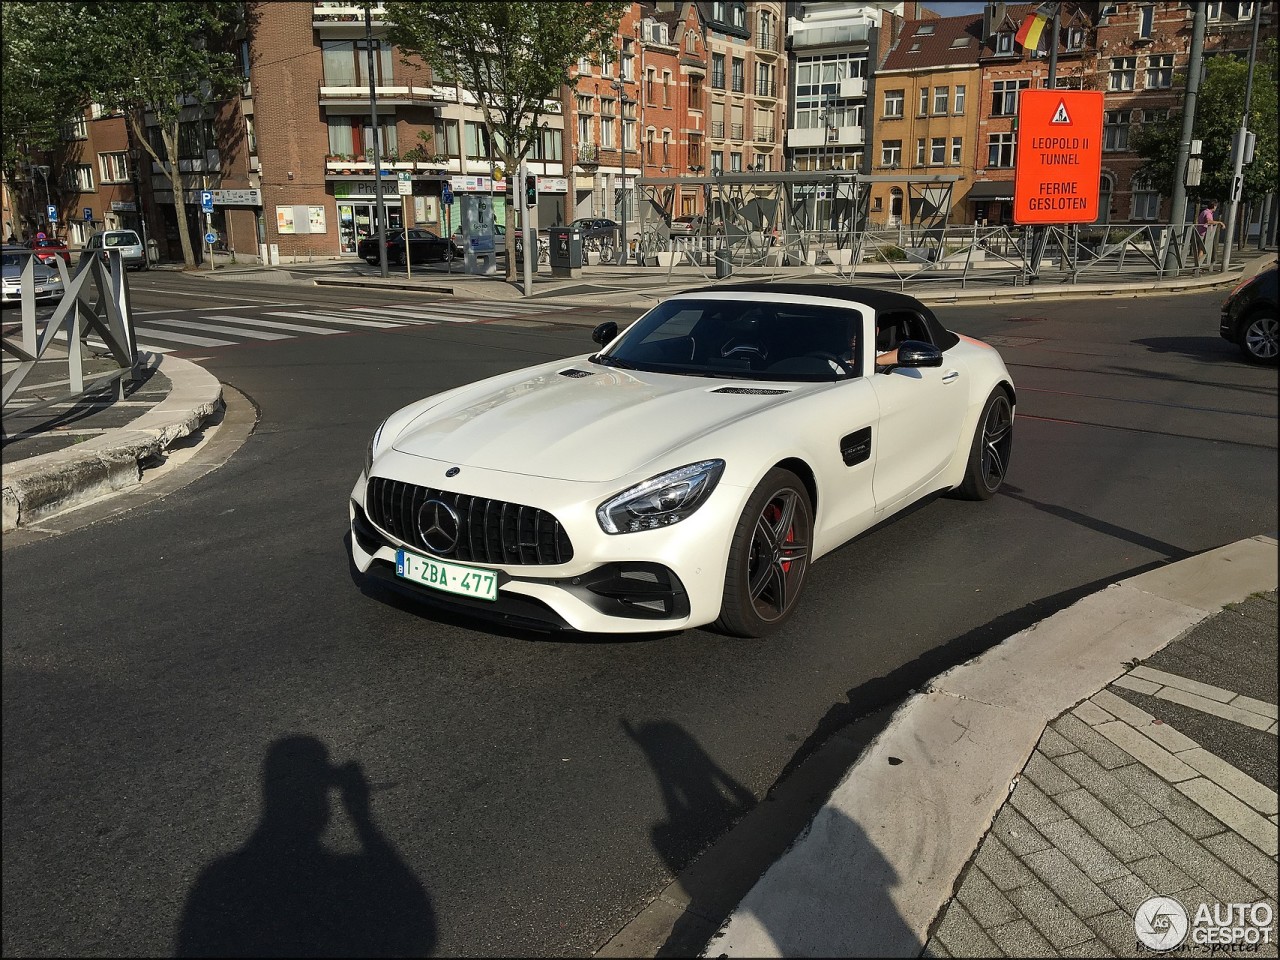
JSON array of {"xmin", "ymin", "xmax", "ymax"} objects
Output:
[{"xmin": 396, "ymin": 548, "xmax": 497, "ymax": 602}]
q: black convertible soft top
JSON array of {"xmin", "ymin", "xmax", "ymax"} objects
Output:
[{"xmin": 682, "ymin": 282, "xmax": 960, "ymax": 351}]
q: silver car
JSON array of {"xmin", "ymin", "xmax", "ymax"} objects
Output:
[
  {"xmin": 1, "ymin": 246, "xmax": 65, "ymax": 305},
  {"xmin": 85, "ymin": 229, "xmax": 148, "ymax": 270}
]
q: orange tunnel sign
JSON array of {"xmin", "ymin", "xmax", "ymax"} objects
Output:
[{"xmin": 1013, "ymin": 90, "xmax": 1104, "ymax": 225}]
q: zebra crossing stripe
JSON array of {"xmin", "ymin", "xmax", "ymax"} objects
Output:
[
  {"xmin": 200, "ymin": 315, "xmax": 341, "ymax": 335},
  {"xmin": 51, "ymin": 330, "xmax": 172, "ymax": 353},
  {"xmin": 145, "ymin": 319, "xmax": 292, "ymax": 340},
  {"xmin": 264, "ymin": 310, "xmax": 411, "ymax": 329},
  {"xmin": 133, "ymin": 326, "xmax": 235, "ymax": 347}
]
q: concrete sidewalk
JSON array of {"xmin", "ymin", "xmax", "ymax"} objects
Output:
[{"xmin": 702, "ymin": 537, "xmax": 1277, "ymax": 958}]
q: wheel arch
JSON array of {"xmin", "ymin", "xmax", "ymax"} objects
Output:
[{"xmin": 773, "ymin": 456, "xmax": 818, "ymax": 514}]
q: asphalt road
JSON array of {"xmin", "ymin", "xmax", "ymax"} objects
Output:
[{"xmin": 3, "ymin": 276, "xmax": 1276, "ymax": 957}]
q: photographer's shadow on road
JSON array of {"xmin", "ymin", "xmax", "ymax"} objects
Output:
[{"xmin": 175, "ymin": 735, "xmax": 434, "ymax": 958}]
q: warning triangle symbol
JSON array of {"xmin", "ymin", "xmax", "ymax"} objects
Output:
[{"xmin": 1050, "ymin": 99, "xmax": 1072, "ymax": 124}]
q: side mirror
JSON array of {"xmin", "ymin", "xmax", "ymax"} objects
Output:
[
  {"xmin": 895, "ymin": 340, "xmax": 944, "ymax": 368},
  {"xmin": 592, "ymin": 321, "xmax": 618, "ymax": 346}
]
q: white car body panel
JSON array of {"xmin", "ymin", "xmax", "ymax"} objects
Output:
[{"xmin": 352, "ymin": 288, "xmax": 1015, "ymax": 634}]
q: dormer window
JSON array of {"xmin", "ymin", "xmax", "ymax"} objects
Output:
[
  {"xmin": 731, "ymin": 4, "xmax": 746, "ymax": 29},
  {"xmin": 1066, "ymin": 25, "xmax": 1084, "ymax": 51},
  {"xmin": 917, "ymin": 24, "xmax": 934, "ymax": 35},
  {"xmin": 996, "ymin": 31, "xmax": 1014, "ymax": 54}
]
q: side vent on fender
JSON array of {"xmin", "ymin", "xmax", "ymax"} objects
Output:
[
  {"xmin": 840, "ymin": 427, "xmax": 872, "ymax": 466},
  {"xmin": 710, "ymin": 386, "xmax": 791, "ymax": 396},
  {"xmin": 558, "ymin": 369, "xmax": 595, "ymax": 378}
]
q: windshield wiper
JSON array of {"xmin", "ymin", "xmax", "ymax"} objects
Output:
[{"xmin": 591, "ymin": 354, "xmax": 638, "ymax": 370}]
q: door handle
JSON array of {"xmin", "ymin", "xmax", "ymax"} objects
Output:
[{"xmin": 942, "ymin": 370, "xmax": 960, "ymax": 384}]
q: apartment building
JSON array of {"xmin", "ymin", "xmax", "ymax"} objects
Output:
[
  {"xmin": 701, "ymin": 0, "xmax": 787, "ymax": 175},
  {"xmin": 873, "ymin": 11, "xmax": 982, "ymax": 226},
  {"xmin": 1093, "ymin": 0, "xmax": 1273, "ymax": 223},
  {"xmin": 4, "ymin": 107, "xmax": 150, "ymax": 248}
]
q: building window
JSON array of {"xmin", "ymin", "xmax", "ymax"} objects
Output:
[
  {"xmin": 686, "ymin": 30, "xmax": 697, "ymax": 53},
  {"xmin": 731, "ymin": 57, "xmax": 744, "ymax": 93},
  {"xmin": 881, "ymin": 139, "xmax": 902, "ymax": 167},
  {"xmin": 919, "ymin": 88, "xmax": 929, "ymax": 115},
  {"xmin": 954, "ymin": 85, "xmax": 966, "ymax": 113},
  {"xmin": 1138, "ymin": 5, "xmax": 1154, "ymax": 39},
  {"xmin": 690, "ymin": 74, "xmax": 703, "ymax": 104},
  {"xmin": 465, "ymin": 121, "xmax": 493, "ymax": 160},
  {"xmin": 1104, "ymin": 110, "xmax": 1131, "ymax": 151},
  {"xmin": 646, "ymin": 128, "xmax": 655, "ymax": 163},
  {"xmin": 646, "ymin": 69, "xmax": 656, "ymax": 105},
  {"xmin": 711, "ymin": 53, "xmax": 725, "ymax": 89},
  {"xmin": 98, "ymin": 152, "xmax": 130, "ymax": 183},
  {"xmin": 710, "ymin": 149, "xmax": 723, "ymax": 172},
  {"xmin": 1141, "ymin": 108, "xmax": 1171, "ymax": 124},
  {"xmin": 883, "ymin": 89, "xmax": 904, "ymax": 118},
  {"xmin": 246, "ymin": 116, "xmax": 258, "ymax": 155},
  {"xmin": 67, "ymin": 164, "xmax": 95, "ymax": 192},
  {"xmin": 1146, "ymin": 54, "xmax": 1174, "ymax": 89},
  {"xmin": 987, "ymin": 132, "xmax": 1016, "ymax": 167},
  {"xmin": 1205, "ymin": 2, "xmax": 1222, "ymax": 19},
  {"xmin": 730, "ymin": 152, "xmax": 742, "ymax": 172},
  {"xmin": 930, "ymin": 137, "xmax": 946, "ymax": 165},
  {"xmin": 951, "ymin": 137, "xmax": 963, "ymax": 165},
  {"xmin": 1131, "ymin": 176, "xmax": 1160, "ymax": 220},
  {"xmin": 62, "ymin": 116, "xmax": 88, "ymax": 140},
  {"xmin": 535, "ymin": 127, "xmax": 562, "ymax": 161},
  {"xmin": 996, "ymin": 31, "xmax": 1014, "ymax": 54},
  {"xmin": 432, "ymin": 119, "xmax": 460, "ymax": 158},
  {"xmin": 662, "ymin": 130, "xmax": 670, "ymax": 165},
  {"xmin": 1097, "ymin": 173, "xmax": 1114, "ymax": 223},
  {"xmin": 600, "ymin": 112, "xmax": 615, "ymax": 148},
  {"xmin": 731, "ymin": 3, "xmax": 746, "ymax": 29},
  {"xmin": 321, "ymin": 40, "xmax": 392, "ymax": 86},
  {"xmin": 991, "ymin": 79, "xmax": 1029, "ymax": 116},
  {"xmin": 1066, "ymin": 25, "xmax": 1085, "ymax": 51},
  {"xmin": 578, "ymin": 112, "xmax": 592, "ymax": 144},
  {"xmin": 933, "ymin": 86, "xmax": 949, "ymax": 114},
  {"xmin": 916, "ymin": 138, "xmax": 926, "ymax": 164},
  {"xmin": 1109, "ymin": 57, "xmax": 1136, "ymax": 91},
  {"xmin": 663, "ymin": 71, "xmax": 672, "ymax": 107},
  {"xmin": 601, "ymin": 47, "xmax": 613, "ymax": 77}
]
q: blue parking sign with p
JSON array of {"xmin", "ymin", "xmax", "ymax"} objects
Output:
[
  {"xmin": 47, "ymin": 204, "xmax": 58, "ymax": 223},
  {"xmin": 84, "ymin": 207, "xmax": 93, "ymax": 221},
  {"xmin": 442, "ymin": 185, "xmax": 453, "ymax": 205},
  {"xmin": 201, "ymin": 190, "xmax": 214, "ymax": 213}
]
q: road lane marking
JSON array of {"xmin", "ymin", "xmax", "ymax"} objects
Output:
[
  {"xmin": 265, "ymin": 310, "xmax": 409, "ymax": 329},
  {"xmin": 197, "ymin": 315, "xmax": 341, "ymax": 335},
  {"xmin": 144, "ymin": 319, "xmax": 292, "ymax": 340},
  {"xmin": 132, "ymin": 326, "xmax": 235, "ymax": 347}
]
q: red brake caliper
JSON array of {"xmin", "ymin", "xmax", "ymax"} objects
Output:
[{"xmin": 766, "ymin": 502, "xmax": 794, "ymax": 573}]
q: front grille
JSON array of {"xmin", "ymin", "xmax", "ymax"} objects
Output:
[{"xmin": 366, "ymin": 477, "xmax": 573, "ymax": 565}]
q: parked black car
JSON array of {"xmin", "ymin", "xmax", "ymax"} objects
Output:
[
  {"xmin": 1220, "ymin": 263, "xmax": 1277, "ymax": 365},
  {"xmin": 357, "ymin": 228, "xmax": 452, "ymax": 266}
]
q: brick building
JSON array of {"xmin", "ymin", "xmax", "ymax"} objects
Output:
[{"xmin": 873, "ymin": 9, "xmax": 983, "ymax": 226}]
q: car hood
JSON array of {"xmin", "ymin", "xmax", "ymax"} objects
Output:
[{"xmin": 390, "ymin": 358, "xmax": 807, "ymax": 482}]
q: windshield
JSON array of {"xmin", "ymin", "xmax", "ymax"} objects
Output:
[
  {"xmin": 105, "ymin": 232, "xmax": 140, "ymax": 247},
  {"xmin": 593, "ymin": 297, "xmax": 863, "ymax": 381}
]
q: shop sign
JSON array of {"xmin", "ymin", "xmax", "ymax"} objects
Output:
[
  {"xmin": 110, "ymin": 201, "xmax": 137, "ymax": 212},
  {"xmin": 211, "ymin": 188, "xmax": 262, "ymax": 206},
  {"xmin": 535, "ymin": 176, "xmax": 568, "ymax": 194}
]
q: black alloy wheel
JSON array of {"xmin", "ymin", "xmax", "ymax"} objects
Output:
[
  {"xmin": 716, "ymin": 468, "xmax": 813, "ymax": 637},
  {"xmin": 956, "ymin": 389, "xmax": 1014, "ymax": 501}
]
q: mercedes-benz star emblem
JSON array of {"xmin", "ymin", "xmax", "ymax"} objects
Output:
[
  {"xmin": 417, "ymin": 499, "xmax": 460, "ymax": 554},
  {"xmin": 446, "ymin": 467, "xmax": 461, "ymax": 478}
]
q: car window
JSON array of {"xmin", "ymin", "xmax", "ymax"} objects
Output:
[
  {"xmin": 105, "ymin": 232, "xmax": 140, "ymax": 247},
  {"xmin": 598, "ymin": 297, "xmax": 862, "ymax": 381},
  {"xmin": 876, "ymin": 311, "xmax": 934, "ymax": 351}
]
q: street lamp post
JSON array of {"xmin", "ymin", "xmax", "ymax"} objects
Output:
[
  {"xmin": 612, "ymin": 78, "xmax": 629, "ymax": 264},
  {"xmin": 33, "ymin": 165, "xmax": 52, "ymax": 230},
  {"xmin": 365, "ymin": 3, "xmax": 389, "ymax": 278}
]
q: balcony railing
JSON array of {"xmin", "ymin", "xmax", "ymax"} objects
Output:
[
  {"xmin": 755, "ymin": 31, "xmax": 778, "ymax": 52},
  {"xmin": 318, "ymin": 80, "xmax": 450, "ymax": 106},
  {"xmin": 711, "ymin": 120, "xmax": 725, "ymax": 138},
  {"xmin": 730, "ymin": 123, "xmax": 744, "ymax": 141},
  {"xmin": 752, "ymin": 126, "xmax": 776, "ymax": 144},
  {"xmin": 711, "ymin": 73, "xmax": 725, "ymax": 89},
  {"xmin": 313, "ymin": 2, "xmax": 386, "ymax": 26},
  {"xmin": 754, "ymin": 80, "xmax": 777, "ymax": 98},
  {"xmin": 731, "ymin": 77, "xmax": 745, "ymax": 93}
]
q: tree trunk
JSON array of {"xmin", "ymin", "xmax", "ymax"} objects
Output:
[{"xmin": 161, "ymin": 123, "xmax": 196, "ymax": 268}]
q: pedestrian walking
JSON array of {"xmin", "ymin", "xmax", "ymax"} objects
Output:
[{"xmin": 1195, "ymin": 200, "xmax": 1224, "ymax": 266}]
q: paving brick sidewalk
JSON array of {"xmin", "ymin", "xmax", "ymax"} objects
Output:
[{"xmin": 926, "ymin": 592, "xmax": 1279, "ymax": 959}]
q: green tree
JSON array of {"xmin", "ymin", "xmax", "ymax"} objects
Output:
[
  {"xmin": 68, "ymin": 1, "xmax": 248, "ymax": 267},
  {"xmin": 1, "ymin": 2, "xmax": 93, "ymax": 233},
  {"xmin": 385, "ymin": 0, "xmax": 628, "ymax": 279},
  {"xmin": 1132, "ymin": 39, "xmax": 1278, "ymax": 209}
]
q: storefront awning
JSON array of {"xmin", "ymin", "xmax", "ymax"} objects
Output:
[{"xmin": 966, "ymin": 181, "xmax": 1015, "ymax": 201}]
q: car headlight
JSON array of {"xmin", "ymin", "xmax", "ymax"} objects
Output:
[
  {"xmin": 365, "ymin": 419, "xmax": 387, "ymax": 477},
  {"xmin": 597, "ymin": 460, "xmax": 725, "ymax": 534}
]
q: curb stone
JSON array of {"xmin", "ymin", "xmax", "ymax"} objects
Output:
[{"xmin": 1, "ymin": 354, "xmax": 222, "ymax": 531}]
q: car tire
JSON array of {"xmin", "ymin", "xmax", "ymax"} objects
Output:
[
  {"xmin": 715, "ymin": 467, "xmax": 813, "ymax": 638},
  {"xmin": 364, "ymin": 256, "xmax": 377, "ymax": 265},
  {"xmin": 1237, "ymin": 308, "xmax": 1278, "ymax": 365},
  {"xmin": 955, "ymin": 388, "xmax": 1014, "ymax": 501},
  {"xmin": 396, "ymin": 250, "xmax": 408, "ymax": 267}
]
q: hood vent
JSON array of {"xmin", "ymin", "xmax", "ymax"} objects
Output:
[
  {"xmin": 558, "ymin": 368, "xmax": 595, "ymax": 379},
  {"xmin": 711, "ymin": 386, "xmax": 791, "ymax": 396}
]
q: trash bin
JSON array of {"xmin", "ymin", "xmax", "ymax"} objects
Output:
[
  {"xmin": 549, "ymin": 228, "xmax": 582, "ymax": 270},
  {"xmin": 715, "ymin": 245, "xmax": 732, "ymax": 279}
]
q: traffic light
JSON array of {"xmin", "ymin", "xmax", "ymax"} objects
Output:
[{"xmin": 525, "ymin": 175, "xmax": 537, "ymax": 208}]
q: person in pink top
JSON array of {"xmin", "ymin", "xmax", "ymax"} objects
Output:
[{"xmin": 1196, "ymin": 200, "xmax": 1224, "ymax": 266}]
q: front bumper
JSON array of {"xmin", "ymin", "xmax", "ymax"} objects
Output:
[{"xmin": 349, "ymin": 454, "xmax": 744, "ymax": 633}]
